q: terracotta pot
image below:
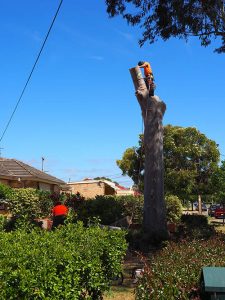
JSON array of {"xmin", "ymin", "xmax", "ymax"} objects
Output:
[{"xmin": 167, "ymin": 222, "xmax": 176, "ymax": 233}]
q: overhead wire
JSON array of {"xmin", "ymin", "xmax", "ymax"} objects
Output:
[
  {"xmin": 0, "ymin": 0, "xmax": 64, "ymax": 144},
  {"xmin": 95, "ymin": 173, "xmax": 122, "ymax": 178}
]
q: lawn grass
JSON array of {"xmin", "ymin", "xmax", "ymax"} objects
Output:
[
  {"xmin": 215, "ymin": 225, "xmax": 225, "ymax": 233},
  {"xmin": 208, "ymin": 216, "xmax": 225, "ymax": 233},
  {"xmin": 104, "ymin": 286, "xmax": 135, "ymax": 300},
  {"xmin": 103, "ymin": 251, "xmax": 142, "ymax": 300}
]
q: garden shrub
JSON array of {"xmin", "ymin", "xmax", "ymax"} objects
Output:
[
  {"xmin": 76, "ymin": 195, "xmax": 124, "ymax": 225},
  {"xmin": 117, "ymin": 195, "xmax": 143, "ymax": 224},
  {"xmin": 0, "ymin": 222, "xmax": 127, "ymax": 299},
  {"xmin": 76, "ymin": 195, "xmax": 144, "ymax": 226},
  {"xmin": 76, "ymin": 194, "xmax": 183, "ymax": 228},
  {"xmin": 37, "ymin": 190, "xmax": 54, "ymax": 217},
  {"xmin": 135, "ymin": 236, "xmax": 225, "ymax": 300},
  {"xmin": 181, "ymin": 214, "xmax": 208, "ymax": 227},
  {"xmin": 165, "ymin": 195, "xmax": 183, "ymax": 223},
  {"xmin": 0, "ymin": 215, "xmax": 7, "ymax": 231},
  {"xmin": 179, "ymin": 214, "xmax": 215, "ymax": 240},
  {"xmin": 65, "ymin": 192, "xmax": 85, "ymax": 210},
  {"xmin": 4, "ymin": 187, "xmax": 55, "ymax": 229},
  {"xmin": 0, "ymin": 183, "xmax": 12, "ymax": 199},
  {"xmin": 7, "ymin": 188, "xmax": 40, "ymax": 220}
]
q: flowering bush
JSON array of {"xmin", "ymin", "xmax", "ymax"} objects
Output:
[{"xmin": 135, "ymin": 236, "xmax": 225, "ymax": 299}]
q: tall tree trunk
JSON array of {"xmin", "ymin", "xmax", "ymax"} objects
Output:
[{"xmin": 130, "ymin": 66, "xmax": 168, "ymax": 241}]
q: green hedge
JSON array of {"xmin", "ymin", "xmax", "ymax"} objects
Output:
[
  {"xmin": 0, "ymin": 222, "xmax": 127, "ymax": 299},
  {"xmin": 76, "ymin": 195, "xmax": 184, "ymax": 227},
  {"xmin": 181, "ymin": 214, "xmax": 208, "ymax": 227},
  {"xmin": 178, "ymin": 214, "xmax": 215, "ymax": 240},
  {"xmin": 135, "ymin": 236, "xmax": 225, "ymax": 300}
]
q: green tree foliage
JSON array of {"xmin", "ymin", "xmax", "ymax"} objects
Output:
[
  {"xmin": 164, "ymin": 125, "xmax": 220, "ymax": 199},
  {"xmin": 117, "ymin": 135, "xmax": 144, "ymax": 192},
  {"xmin": 117, "ymin": 125, "xmax": 220, "ymax": 199},
  {"xmin": 105, "ymin": 0, "xmax": 225, "ymax": 53},
  {"xmin": 211, "ymin": 160, "xmax": 225, "ymax": 203},
  {"xmin": 0, "ymin": 222, "xmax": 127, "ymax": 299}
]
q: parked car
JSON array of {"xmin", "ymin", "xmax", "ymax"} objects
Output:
[
  {"xmin": 214, "ymin": 206, "xmax": 225, "ymax": 219},
  {"xmin": 208, "ymin": 204, "xmax": 221, "ymax": 217},
  {"xmin": 193, "ymin": 202, "xmax": 207, "ymax": 211}
]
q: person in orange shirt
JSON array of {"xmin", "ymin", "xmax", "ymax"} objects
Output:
[
  {"xmin": 51, "ymin": 201, "xmax": 68, "ymax": 229},
  {"xmin": 138, "ymin": 61, "xmax": 155, "ymax": 96}
]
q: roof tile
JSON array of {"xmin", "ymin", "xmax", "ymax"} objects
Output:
[{"xmin": 0, "ymin": 158, "xmax": 65, "ymax": 184}]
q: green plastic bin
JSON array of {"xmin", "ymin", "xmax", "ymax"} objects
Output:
[{"xmin": 200, "ymin": 267, "xmax": 225, "ymax": 300}]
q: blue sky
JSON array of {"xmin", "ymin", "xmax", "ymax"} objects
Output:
[{"xmin": 0, "ymin": 0, "xmax": 225, "ymax": 187}]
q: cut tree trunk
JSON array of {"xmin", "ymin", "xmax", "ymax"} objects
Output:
[{"xmin": 130, "ymin": 66, "xmax": 168, "ymax": 241}]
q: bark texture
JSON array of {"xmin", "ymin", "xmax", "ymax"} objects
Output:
[{"xmin": 130, "ymin": 66, "xmax": 168, "ymax": 241}]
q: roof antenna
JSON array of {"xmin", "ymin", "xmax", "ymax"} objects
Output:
[
  {"xmin": 0, "ymin": 147, "xmax": 3, "ymax": 158},
  {"xmin": 41, "ymin": 157, "xmax": 45, "ymax": 172}
]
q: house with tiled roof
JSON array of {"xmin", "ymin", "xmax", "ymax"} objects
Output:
[
  {"xmin": 67, "ymin": 178, "xmax": 139, "ymax": 199},
  {"xmin": 0, "ymin": 158, "xmax": 65, "ymax": 193},
  {"xmin": 115, "ymin": 184, "xmax": 141, "ymax": 196}
]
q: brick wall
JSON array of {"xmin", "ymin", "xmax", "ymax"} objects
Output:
[
  {"xmin": 0, "ymin": 179, "xmax": 9, "ymax": 185},
  {"xmin": 70, "ymin": 182, "xmax": 104, "ymax": 198},
  {"xmin": 69, "ymin": 181, "xmax": 115, "ymax": 199},
  {"xmin": 0, "ymin": 178, "xmax": 60, "ymax": 193}
]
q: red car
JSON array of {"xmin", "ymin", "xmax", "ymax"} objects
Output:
[{"xmin": 214, "ymin": 207, "xmax": 225, "ymax": 218}]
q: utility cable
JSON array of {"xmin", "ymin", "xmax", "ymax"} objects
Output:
[{"xmin": 0, "ymin": 0, "xmax": 63, "ymax": 144}]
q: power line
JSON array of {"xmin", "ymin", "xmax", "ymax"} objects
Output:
[
  {"xmin": 92, "ymin": 173, "xmax": 123, "ymax": 179},
  {"xmin": 0, "ymin": 0, "xmax": 63, "ymax": 144},
  {"xmin": 109, "ymin": 175, "xmax": 127, "ymax": 179},
  {"xmin": 99, "ymin": 173, "xmax": 122, "ymax": 177}
]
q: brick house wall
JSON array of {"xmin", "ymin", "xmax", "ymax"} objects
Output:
[
  {"xmin": 0, "ymin": 179, "xmax": 9, "ymax": 186},
  {"xmin": 68, "ymin": 181, "xmax": 116, "ymax": 199},
  {"xmin": 0, "ymin": 178, "xmax": 60, "ymax": 193}
]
